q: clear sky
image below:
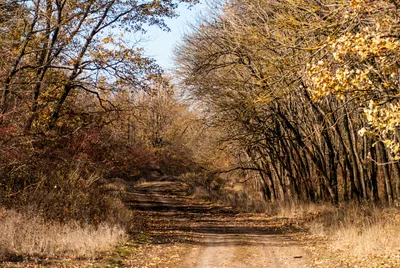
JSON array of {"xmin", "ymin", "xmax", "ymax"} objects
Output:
[{"xmin": 142, "ymin": 3, "xmax": 206, "ymax": 71}]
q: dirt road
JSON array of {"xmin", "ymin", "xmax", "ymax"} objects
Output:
[{"xmin": 125, "ymin": 179, "xmax": 311, "ymax": 268}]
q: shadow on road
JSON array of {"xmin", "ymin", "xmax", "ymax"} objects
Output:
[{"xmin": 125, "ymin": 179, "xmax": 303, "ymax": 247}]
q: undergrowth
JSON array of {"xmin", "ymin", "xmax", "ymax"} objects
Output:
[
  {"xmin": 0, "ymin": 126, "xmax": 197, "ymax": 262},
  {"xmin": 0, "ymin": 209, "xmax": 127, "ymax": 260},
  {"xmin": 307, "ymin": 204, "xmax": 400, "ymax": 257}
]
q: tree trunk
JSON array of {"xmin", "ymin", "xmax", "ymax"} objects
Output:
[{"xmin": 378, "ymin": 142, "xmax": 393, "ymax": 204}]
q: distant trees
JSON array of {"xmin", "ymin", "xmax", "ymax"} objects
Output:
[{"xmin": 176, "ymin": 0, "xmax": 400, "ymax": 205}]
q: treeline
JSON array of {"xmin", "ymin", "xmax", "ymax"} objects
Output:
[
  {"xmin": 175, "ymin": 0, "xmax": 400, "ymax": 205},
  {"xmin": 0, "ymin": 0, "xmax": 200, "ymax": 225}
]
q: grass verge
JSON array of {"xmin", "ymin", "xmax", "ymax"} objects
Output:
[
  {"xmin": 0, "ymin": 209, "xmax": 127, "ymax": 261},
  {"xmin": 300, "ymin": 203, "xmax": 400, "ymax": 267}
]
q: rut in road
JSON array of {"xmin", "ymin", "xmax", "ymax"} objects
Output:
[{"xmin": 125, "ymin": 179, "xmax": 311, "ymax": 268}]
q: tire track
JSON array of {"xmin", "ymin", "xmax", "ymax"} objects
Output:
[{"xmin": 126, "ymin": 179, "xmax": 311, "ymax": 268}]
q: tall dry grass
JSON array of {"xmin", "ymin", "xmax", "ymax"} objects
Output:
[
  {"xmin": 330, "ymin": 222, "xmax": 400, "ymax": 256},
  {"xmin": 0, "ymin": 209, "xmax": 127, "ymax": 260},
  {"xmin": 306, "ymin": 204, "xmax": 400, "ymax": 257}
]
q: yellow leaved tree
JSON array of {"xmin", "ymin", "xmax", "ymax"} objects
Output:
[{"xmin": 306, "ymin": 0, "xmax": 400, "ymax": 159}]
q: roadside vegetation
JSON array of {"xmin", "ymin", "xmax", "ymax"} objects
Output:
[{"xmin": 0, "ymin": 210, "xmax": 126, "ymax": 260}]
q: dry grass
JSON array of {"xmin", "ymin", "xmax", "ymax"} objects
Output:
[
  {"xmin": 265, "ymin": 201, "xmax": 331, "ymax": 219},
  {"xmin": 0, "ymin": 209, "xmax": 127, "ymax": 260},
  {"xmin": 250, "ymin": 200, "xmax": 400, "ymax": 260},
  {"xmin": 306, "ymin": 204, "xmax": 400, "ymax": 258},
  {"xmin": 331, "ymin": 222, "xmax": 400, "ymax": 256}
]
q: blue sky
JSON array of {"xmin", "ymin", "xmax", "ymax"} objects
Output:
[{"xmin": 142, "ymin": 3, "xmax": 206, "ymax": 70}]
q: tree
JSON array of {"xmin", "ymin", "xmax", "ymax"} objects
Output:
[
  {"xmin": 0, "ymin": 0, "xmax": 198, "ymax": 132},
  {"xmin": 306, "ymin": 0, "xmax": 400, "ymax": 204},
  {"xmin": 176, "ymin": 0, "xmax": 400, "ymax": 204}
]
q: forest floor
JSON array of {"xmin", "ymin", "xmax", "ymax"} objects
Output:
[{"xmin": 3, "ymin": 178, "xmax": 399, "ymax": 267}]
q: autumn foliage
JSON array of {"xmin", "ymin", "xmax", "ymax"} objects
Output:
[
  {"xmin": 175, "ymin": 0, "xmax": 400, "ymax": 205},
  {"xmin": 0, "ymin": 0, "xmax": 200, "ymax": 230}
]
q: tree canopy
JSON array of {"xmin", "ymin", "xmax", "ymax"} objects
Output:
[
  {"xmin": 175, "ymin": 0, "xmax": 400, "ymax": 205},
  {"xmin": 0, "ymin": 0, "xmax": 198, "ymax": 132}
]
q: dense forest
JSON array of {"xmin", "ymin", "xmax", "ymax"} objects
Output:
[
  {"xmin": 176, "ymin": 0, "xmax": 400, "ymax": 205},
  {"xmin": 1, "ymin": 0, "xmax": 400, "ymax": 261}
]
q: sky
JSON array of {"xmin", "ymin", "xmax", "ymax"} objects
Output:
[{"xmin": 141, "ymin": 3, "xmax": 206, "ymax": 71}]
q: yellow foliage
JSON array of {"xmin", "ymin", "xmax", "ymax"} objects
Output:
[{"xmin": 306, "ymin": 0, "xmax": 400, "ymax": 158}]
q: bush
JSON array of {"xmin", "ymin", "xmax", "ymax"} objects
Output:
[
  {"xmin": 0, "ymin": 129, "xmax": 135, "ymax": 227},
  {"xmin": 9, "ymin": 169, "xmax": 133, "ymax": 227}
]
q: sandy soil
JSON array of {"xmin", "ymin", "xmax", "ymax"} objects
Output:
[
  {"xmin": 182, "ymin": 232, "xmax": 309, "ymax": 268},
  {"xmin": 125, "ymin": 179, "xmax": 311, "ymax": 268}
]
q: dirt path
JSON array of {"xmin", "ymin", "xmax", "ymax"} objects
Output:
[{"xmin": 125, "ymin": 179, "xmax": 311, "ymax": 268}]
